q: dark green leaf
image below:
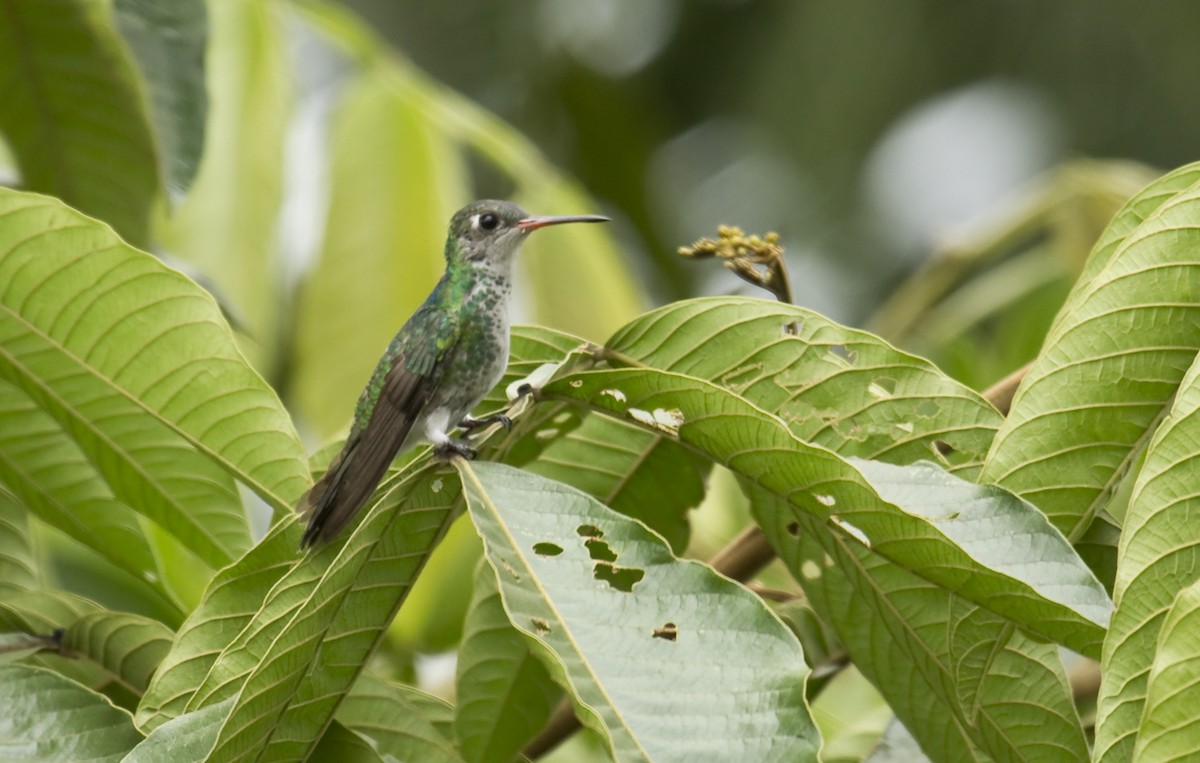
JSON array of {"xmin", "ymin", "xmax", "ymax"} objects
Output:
[{"xmin": 0, "ymin": 0, "xmax": 159, "ymax": 245}]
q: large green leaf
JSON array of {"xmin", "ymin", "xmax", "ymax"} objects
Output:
[
  {"xmin": 1133, "ymin": 579, "xmax": 1200, "ymax": 761},
  {"xmin": 459, "ymin": 460, "xmax": 821, "ymax": 762},
  {"xmin": 0, "ymin": 380, "xmax": 164, "ymax": 588},
  {"xmin": 542, "ymin": 368, "xmax": 1110, "ymax": 657},
  {"xmin": 598, "ymin": 297, "xmax": 1090, "ymax": 760},
  {"xmin": 0, "ymin": 0, "xmax": 159, "ymax": 246},
  {"xmin": 112, "ymin": 0, "xmax": 208, "ymax": 200},
  {"xmin": 0, "ymin": 663, "xmax": 143, "ymax": 761},
  {"xmin": 0, "ymin": 590, "xmax": 114, "ymax": 697},
  {"xmin": 983, "ymin": 164, "xmax": 1200, "ymax": 537},
  {"xmin": 310, "ymin": 723, "xmax": 388, "ymax": 763},
  {"xmin": 135, "ymin": 521, "xmax": 299, "ymax": 729},
  {"xmin": 766, "ymin": 499, "xmax": 1086, "ymax": 762},
  {"xmin": 122, "ymin": 699, "xmax": 231, "ymax": 763},
  {"xmin": 154, "ymin": 0, "xmax": 290, "ymax": 375},
  {"xmin": 455, "ymin": 560, "xmax": 558, "ymax": 763},
  {"xmin": 184, "ymin": 464, "xmax": 460, "ymax": 763},
  {"xmin": 339, "ymin": 674, "xmax": 464, "ymax": 763},
  {"xmin": 1095, "ymin": 353, "xmax": 1200, "ymax": 762},
  {"xmin": 0, "ymin": 190, "xmax": 309, "ymax": 564},
  {"xmin": 0, "ymin": 488, "xmax": 38, "ymax": 596},
  {"xmin": 62, "ymin": 612, "xmax": 173, "ymax": 696},
  {"xmin": 604, "ymin": 296, "xmax": 1002, "ymax": 469}
]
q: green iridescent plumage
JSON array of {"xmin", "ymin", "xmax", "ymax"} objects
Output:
[{"xmin": 300, "ymin": 200, "xmax": 608, "ymax": 547}]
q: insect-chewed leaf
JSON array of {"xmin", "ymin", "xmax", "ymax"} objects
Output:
[
  {"xmin": 459, "ymin": 461, "xmax": 821, "ymax": 763},
  {"xmin": 544, "ymin": 368, "xmax": 1110, "ymax": 657},
  {"xmin": 605, "ymin": 296, "xmax": 1001, "ymax": 469}
]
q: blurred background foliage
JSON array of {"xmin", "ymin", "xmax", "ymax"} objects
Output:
[{"xmin": 2, "ymin": 0, "xmax": 1197, "ymax": 755}]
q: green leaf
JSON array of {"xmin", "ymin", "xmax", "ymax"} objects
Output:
[
  {"xmin": 0, "ymin": 379, "xmax": 164, "ymax": 587},
  {"xmin": 0, "ymin": 631, "xmax": 59, "ymax": 664},
  {"xmin": 459, "ymin": 461, "xmax": 821, "ymax": 762},
  {"xmin": 604, "ymin": 296, "xmax": 1002, "ymax": 469},
  {"xmin": 0, "ymin": 663, "xmax": 142, "ymax": 761},
  {"xmin": 135, "ymin": 522, "xmax": 300, "ymax": 729},
  {"xmin": 772, "ymin": 503, "xmax": 1085, "ymax": 762},
  {"xmin": 310, "ymin": 723, "xmax": 387, "ymax": 763},
  {"xmin": 983, "ymin": 164, "xmax": 1200, "ymax": 537},
  {"xmin": 61, "ymin": 612, "xmax": 173, "ymax": 696},
  {"xmin": 604, "ymin": 298, "xmax": 1089, "ymax": 759},
  {"xmin": 455, "ymin": 560, "xmax": 558, "ymax": 763},
  {"xmin": 0, "ymin": 590, "xmax": 160, "ymax": 710},
  {"xmin": 496, "ymin": 328, "xmax": 707, "ymax": 550},
  {"xmin": 121, "ymin": 699, "xmax": 231, "ymax": 763},
  {"xmin": 154, "ymin": 0, "xmax": 290, "ymax": 374},
  {"xmin": 0, "ymin": 487, "xmax": 38, "ymax": 595},
  {"xmin": 292, "ymin": 60, "xmax": 469, "ymax": 439},
  {"xmin": 865, "ymin": 718, "xmax": 934, "ymax": 763},
  {"xmin": 139, "ymin": 463, "xmax": 461, "ymax": 763},
  {"xmin": 339, "ymin": 674, "xmax": 464, "ymax": 763},
  {"xmin": 112, "ymin": 0, "xmax": 208, "ymax": 200},
  {"xmin": 0, "ymin": 189, "xmax": 309, "ymax": 564},
  {"xmin": 1096, "ymin": 353, "xmax": 1200, "ymax": 762},
  {"xmin": 0, "ymin": 0, "xmax": 159, "ymax": 246},
  {"xmin": 1133, "ymin": 579, "xmax": 1200, "ymax": 761},
  {"xmin": 518, "ymin": 413, "xmax": 705, "ymax": 552},
  {"xmin": 195, "ymin": 465, "xmax": 460, "ymax": 763},
  {"xmin": 543, "ymin": 368, "xmax": 1110, "ymax": 657},
  {"xmin": 139, "ymin": 322, "xmax": 589, "ymax": 734}
]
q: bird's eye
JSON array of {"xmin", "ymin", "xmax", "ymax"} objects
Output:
[{"xmin": 478, "ymin": 213, "xmax": 499, "ymax": 231}]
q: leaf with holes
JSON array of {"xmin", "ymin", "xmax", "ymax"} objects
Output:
[
  {"xmin": 459, "ymin": 460, "xmax": 821, "ymax": 763},
  {"xmin": 0, "ymin": 189, "xmax": 308, "ymax": 569},
  {"xmin": 543, "ymin": 368, "xmax": 1111, "ymax": 658},
  {"xmin": 604, "ymin": 296, "xmax": 1002, "ymax": 472},
  {"xmin": 1096, "ymin": 352, "xmax": 1200, "ymax": 762},
  {"xmin": 983, "ymin": 163, "xmax": 1200, "ymax": 538}
]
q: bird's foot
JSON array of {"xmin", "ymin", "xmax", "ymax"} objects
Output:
[
  {"xmin": 458, "ymin": 413, "xmax": 513, "ymax": 433},
  {"xmin": 434, "ymin": 438, "xmax": 477, "ymax": 460}
]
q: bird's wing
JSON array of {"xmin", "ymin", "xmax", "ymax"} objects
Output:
[{"xmin": 301, "ymin": 308, "xmax": 460, "ymax": 547}]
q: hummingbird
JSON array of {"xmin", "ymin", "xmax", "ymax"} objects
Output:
[{"xmin": 300, "ymin": 200, "xmax": 609, "ymax": 547}]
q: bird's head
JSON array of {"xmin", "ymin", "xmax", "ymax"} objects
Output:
[{"xmin": 447, "ymin": 199, "xmax": 608, "ymax": 272}]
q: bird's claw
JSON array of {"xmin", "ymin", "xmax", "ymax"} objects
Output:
[
  {"xmin": 458, "ymin": 413, "xmax": 512, "ymax": 432},
  {"xmin": 435, "ymin": 438, "xmax": 477, "ymax": 460}
]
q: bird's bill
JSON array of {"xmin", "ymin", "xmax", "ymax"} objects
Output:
[{"xmin": 517, "ymin": 214, "xmax": 610, "ymax": 232}]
